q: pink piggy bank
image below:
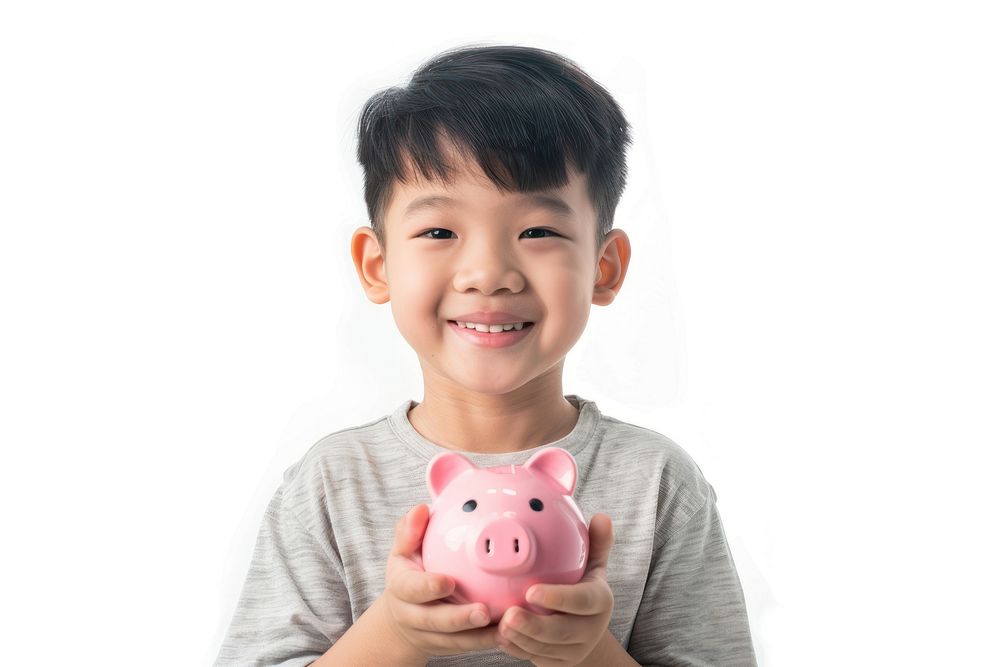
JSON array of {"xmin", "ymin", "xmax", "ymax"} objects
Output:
[{"xmin": 420, "ymin": 446, "xmax": 589, "ymax": 624}]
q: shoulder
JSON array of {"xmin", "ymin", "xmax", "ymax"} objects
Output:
[
  {"xmin": 286, "ymin": 413, "xmax": 388, "ymax": 478},
  {"xmin": 272, "ymin": 412, "xmax": 394, "ymax": 525},
  {"xmin": 596, "ymin": 415, "xmax": 712, "ymax": 490},
  {"xmin": 593, "ymin": 414, "xmax": 716, "ymax": 527}
]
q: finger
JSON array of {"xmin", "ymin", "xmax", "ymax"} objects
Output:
[
  {"xmin": 525, "ymin": 579, "xmax": 613, "ymax": 615},
  {"xmin": 499, "ymin": 625, "xmax": 582, "ymax": 661},
  {"xmin": 496, "ymin": 632, "xmax": 536, "ymax": 662},
  {"xmin": 388, "ymin": 566, "xmax": 455, "ymax": 605},
  {"xmin": 584, "ymin": 513, "xmax": 614, "ymax": 575},
  {"xmin": 412, "ymin": 623, "xmax": 501, "ymax": 654},
  {"xmin": 397, "ymin": 599, "xmax": 494, "ymax": 634},
  {"xmin": 390, "ymin": 504, "xmax": 429, "ymax": 558},
  {"xmin": 499, "ymin": 606, "xmax": 580, "ymax": 646}
]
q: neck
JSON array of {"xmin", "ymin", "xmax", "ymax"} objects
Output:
[{"xmin": 407, "ymin": 376, "xmax": 580, "ymax": 455}]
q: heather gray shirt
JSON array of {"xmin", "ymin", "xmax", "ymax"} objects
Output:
[{"xmin": 214, "ymin": 395, "xmax": 758, "ymax": 666}]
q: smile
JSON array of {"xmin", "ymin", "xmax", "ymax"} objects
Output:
[
  {"xmin": 452, "ymin": 320, "xmax": 531, "ymax": 332},
  {"xmin": 447, "ymin": 320, "xmax": 535, "ymax": 348}
]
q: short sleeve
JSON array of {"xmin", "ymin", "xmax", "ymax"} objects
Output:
[
  {"xmin": 214, "ymin": 483, "xmax": 352, "ymax": 667},
  {"xmin": 627, "ymin": 485, "xmax": 758, "ymax": 666}
]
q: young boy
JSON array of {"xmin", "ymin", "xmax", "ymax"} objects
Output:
[{"xmin": 215, "ymin": 44, "xmax": 757, "ymax": 666}]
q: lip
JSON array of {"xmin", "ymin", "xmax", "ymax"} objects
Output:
[
  {"xmin": 447, "ymin": 320, "xmax": 536, "ymax": 349},
  {"xmin": 449, "ymin": 311, "xmax": 534, "ymax": 326}
]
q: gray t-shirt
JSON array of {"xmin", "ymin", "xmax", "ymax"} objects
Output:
[{"xmin": 214, "ymin": 394, "xmax": 757, "ymax": 666}]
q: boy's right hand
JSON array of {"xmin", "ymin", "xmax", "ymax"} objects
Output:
[{"xmin": 377, "ymin": 503, "xmax": 500, "ymax": 661}]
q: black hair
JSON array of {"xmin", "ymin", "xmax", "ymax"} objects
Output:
[{"xmin": 355, "ymin": 43, "xmax": 633, "ymax": 259}]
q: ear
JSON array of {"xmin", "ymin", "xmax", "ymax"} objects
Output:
[
  {"xmin": 426, "ymin": 451, "xmax": 477, "ymax": 500},
  {"xmin": 592, "ymin": 229, "xmax": 631, "ymax": 307},
  {"xmin": 523, "ymin": 447, "xmax": 578, "ymax": 495},
  {"xmin": 351, "ymin": 226, "xmax": 390, "ymax": 305}
]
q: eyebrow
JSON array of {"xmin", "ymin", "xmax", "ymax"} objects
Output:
[{"xmin": 402, "ymin": 193, "xmax": 574, "ymax": 220}]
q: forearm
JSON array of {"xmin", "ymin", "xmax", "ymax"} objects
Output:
[
  {"xmin": 577, "ymin": 629, "xmax": 640, "ymax": 667},
  {"xmin": 310, "ymin": 595, "xmax": 426, "ymax": 667}
]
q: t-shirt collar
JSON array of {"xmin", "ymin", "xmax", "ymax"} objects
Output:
[{"xmin": 388, "ymin": 393, "xmax": 601, "ymax": 466}]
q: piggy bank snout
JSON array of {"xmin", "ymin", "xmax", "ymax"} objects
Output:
[{"xmin": 472, "ymin": 518, "xmax": 535, "ymax": 575}]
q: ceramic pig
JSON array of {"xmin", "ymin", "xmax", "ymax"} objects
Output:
[{"xmin": 420, "ymin": 446, "xmax": 590, "ymax": 624}]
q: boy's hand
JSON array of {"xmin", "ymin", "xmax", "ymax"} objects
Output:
[
  {"xmin": 494, "ymin": 513, "xmax": 615, "ymax": 667},
  {"xmin": 376, "ymin": 503, "xmax": 499, "ymax": 661}
]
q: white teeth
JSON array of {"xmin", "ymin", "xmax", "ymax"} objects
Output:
[{"xmin": 455, "ymin": 321, "xmax": 530, "ymax": 332}]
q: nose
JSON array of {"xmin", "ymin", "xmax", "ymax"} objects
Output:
[
  {"xmin": 452, "ymin": 245, "xmax": 526, "ymax": 295},
  {"xmin": 472, "ymin": 518, "xmax": 535, "ymax": 574}
]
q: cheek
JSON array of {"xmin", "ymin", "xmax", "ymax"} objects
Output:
[
  {"xmin": 533, "ymin": 272, "xmax": 592, "ymax": 351},
  {"xmin": 541, "ymin": 269, "xmax": 592, "ymax": 322},
  {"xmin": 387, "ymin": 263, "xmax": 443, "ymax": 329},
  {"xmin": 536, "ymin": 255, "xmax": 590, "ymax": 296},
  {"xmin": 389, "ymin": 261, "xmax": 441, "ymax": 317}
]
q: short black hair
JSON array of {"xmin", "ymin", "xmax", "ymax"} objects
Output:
[{"xmin": 355, "ymin": 43, "xmax": 633, "ymax": 259}]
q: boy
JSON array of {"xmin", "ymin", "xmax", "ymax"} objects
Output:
[{"xmin": 215, "ymin": 43, "xmax": 757, "ymax": 666}]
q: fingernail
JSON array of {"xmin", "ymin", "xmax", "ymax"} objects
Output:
[{"xmin": 471, "ymin": 610, "xmax": 489, "ymax": 626}]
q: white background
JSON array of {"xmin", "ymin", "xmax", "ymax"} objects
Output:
[{"xmin": 2, "ymin": 1, "xmax": 997, "ymax": 665}]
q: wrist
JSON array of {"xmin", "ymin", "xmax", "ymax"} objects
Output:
[
  {"xmin": 577, "ymin": 629, "xmax": 638, "ymax": 667},
  {"xmin": 371, "ymin": 594, "xmax": 429, "ymax": 666},
  {"xmin": 310, "ymin": 594, "xmax": 428, "ymax": 667}
]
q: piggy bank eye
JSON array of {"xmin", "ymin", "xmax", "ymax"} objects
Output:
[
  {"xmin": 529, "ymin": 498, "xmax": 544, "ymax": 511},
  {"xmin": 462, "ymin": 500, "xmax": 477, "ymax": 512}
]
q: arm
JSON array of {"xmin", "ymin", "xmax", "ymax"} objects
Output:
[
  {"xmin": 313, "ymin": 503, "xmax": 500, "ymax": 666},
  {"xmin": 578, "ymin": 629, "xmax": 641, "ymax": 667},
  {"xmin": 310, "ymin": 595, "xmax": 425, "ymax": 667},
  {"xmin": 214, "ymin": 485, "xmax": 352, "ymax": 667},
  {"xmin": 627, "ymin": 485, "xmax": 758, "ymax": 666}
]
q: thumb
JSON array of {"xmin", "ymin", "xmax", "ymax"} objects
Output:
[
  {"xmin": 585, "ymin": 513, "xmax": 614, "ymax": 575},
  {"xmin": 390, "ymin": 504, "xmax": 429, "ymax": 558}
]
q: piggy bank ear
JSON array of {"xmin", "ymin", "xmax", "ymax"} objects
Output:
[
  {"xmin": 426, "ymin": 451, "xmax": 477, "ymax": 500},
  {"xmin": 523, "ymin": 447, "xmax": 578, "ymax": 495}
]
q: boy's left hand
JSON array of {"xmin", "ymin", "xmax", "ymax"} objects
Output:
[{"xmin": 494, "ymin": 513, "xmax": 615, "ymax": 666}]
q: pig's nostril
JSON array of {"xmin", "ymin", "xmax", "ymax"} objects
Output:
[
  {"xmin": 486, "ymin": 538, "xmax": 492, "ymax": 555},
  {"xmin": 514, "ymin": 539, "xmax": 519, "ymax": 553}
]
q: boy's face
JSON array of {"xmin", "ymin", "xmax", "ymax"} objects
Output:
[{"xmin": 351, "ymin": 147, "xmax": 629, "ymax": 398}]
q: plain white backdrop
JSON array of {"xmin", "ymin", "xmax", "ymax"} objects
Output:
[{"xmin": 1, "ymin": 1, "xmax": 997, "ymax": 665}]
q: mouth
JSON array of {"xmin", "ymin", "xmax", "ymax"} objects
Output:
[
  {"xmin": 446, "ymin": 321, "xmax": 535, "ymax": 331},
  {"xmin": 446, "ymin": 320, "xmax": 536, "ymax": 348}
]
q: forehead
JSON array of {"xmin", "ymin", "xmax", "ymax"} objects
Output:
[{"xmin": 386, "ymin": 146, "xmax": 591, "ymax": 223}]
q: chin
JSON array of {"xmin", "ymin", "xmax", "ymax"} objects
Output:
[{"xmin": 451, "ymin": 375, "xmax": 534, "ymax": 396}]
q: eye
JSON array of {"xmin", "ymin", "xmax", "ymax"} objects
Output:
[
  {"xmin": 419, "ymin": 228, "xmax": 456, "ymax": 240},
  {"xmin": 463, "ymin": 500, "xmax": 477, "ymax": 512},
  {"xmin": 416, "ymin": 228, "xmax": 561, "ymax": 240},
  {"xmin": 522, "ymin": 228, "xmax": 561, "ymax": 239},
  {"xmin": 529, "ymin": 498, "xmax": 544, "ymax": 511}
]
